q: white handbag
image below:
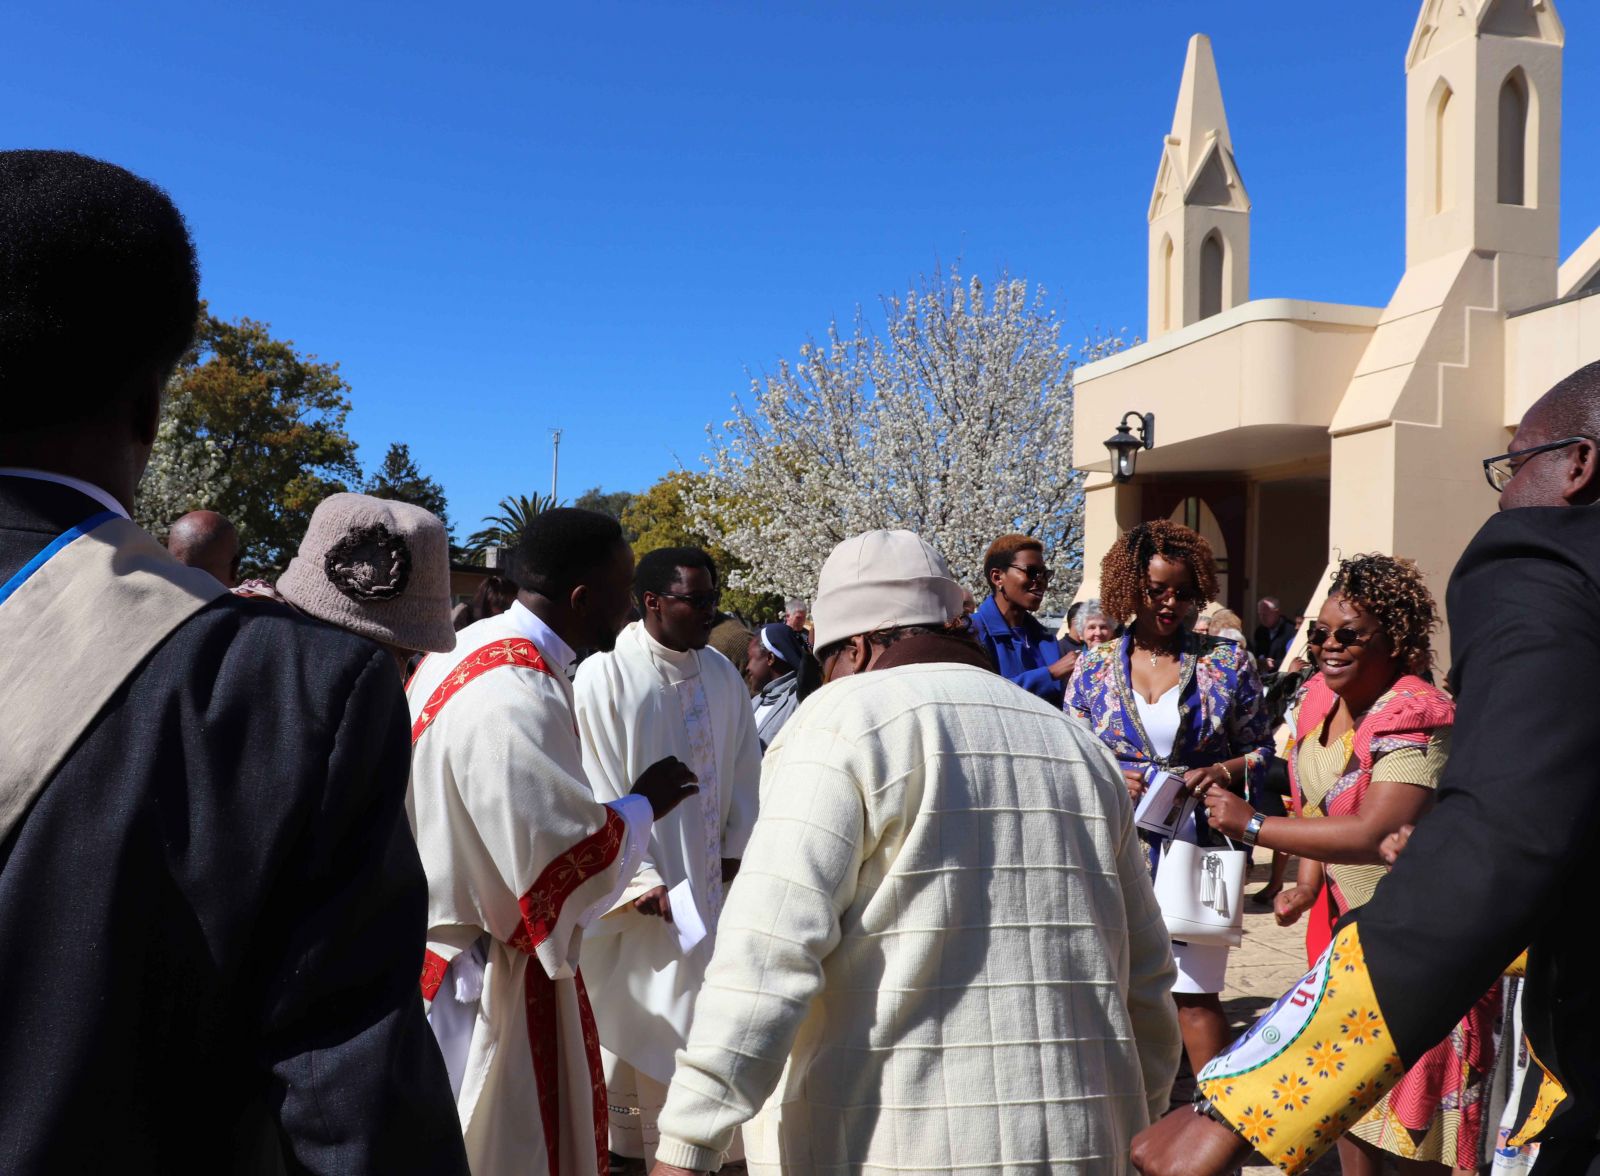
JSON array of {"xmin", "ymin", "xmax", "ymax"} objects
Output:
[{"xmin": 1152, "ymin": 796, "xmax": 1246, "ymax": 948}]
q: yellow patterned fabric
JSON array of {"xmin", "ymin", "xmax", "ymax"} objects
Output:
[
  {"xmin": 1197, "ymin": 924, "xmax": 1402, "ymax": 1175},
  {"xmin": 1508, "ymin": 1040, "xmax": 1569, "ymax": 1148}
]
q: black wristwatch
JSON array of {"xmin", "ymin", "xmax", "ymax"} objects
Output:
[{"xmin": 1193, "ymin": 1093, "xmax": 1235, "ymax": 1129}]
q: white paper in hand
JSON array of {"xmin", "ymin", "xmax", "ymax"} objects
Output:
[
  {"xmin": 1134, "ymin": 769, "xmax": 1189, "ymax": 839},
  {"xmin": 666, "ymin": 876, "xmax": 709, "ymax": 956}
]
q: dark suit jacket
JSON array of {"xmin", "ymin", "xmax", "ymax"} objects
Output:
[
  {"xmin": 0, "ymin": 476, "xmax": 468, "ymax": 1174},
  {"xmin": 1251, "ymin": 617, "xmax": 1293, "ymax": 668},
  {"xmin": 1352, "ymin": 505, "xmax": 1600, "ymax": 1148}
]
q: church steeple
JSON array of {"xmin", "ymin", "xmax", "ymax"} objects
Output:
[
  {"xmin": 1404, "ymin": 0, "xmax": 1564, "ymax": 303},
  {"xmin": 1147, "ymin": 34, "xmax": 1251, "ymax": 339}
]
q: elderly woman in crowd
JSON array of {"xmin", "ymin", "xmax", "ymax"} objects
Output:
[
  {"xmin": 1201, "ymin": 554, "xmax": 1499, "ymax": 1176},
  {"xmin": 1077, "ymin": 598, "xmax": 1116, "ymax": 647},
  {"xmin": 745, "ymin": 621, "xmax": 822, "ymax": 750},
  {"xmin": 1066, "ymin": 520, "xmax": 1271, "ymax": 1074},
  {"xmin": 970, "ymin": 533, "xmax": 1073, "ymax": 706}
]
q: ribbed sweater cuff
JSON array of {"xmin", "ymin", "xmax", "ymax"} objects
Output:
[{"xmin": 654, "ymin": 1136, "xmax": 724, "ymax": 1172}]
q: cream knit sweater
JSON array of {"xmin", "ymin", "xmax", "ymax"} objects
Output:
[{"xmin": 655, "ymin": 662, "xmax": 1181, "ymax": 1175}]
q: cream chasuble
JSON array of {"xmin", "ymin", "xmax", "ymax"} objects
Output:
[
  {"xmin": 407, "ymin": 606, "xmax": 652, "ymax": 1176},
  {"xmin": 573, "ymin": 621, "xmax": 762, "ymax": 1100}
]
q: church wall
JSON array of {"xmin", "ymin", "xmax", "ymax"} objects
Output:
[
  {"xmin": 1505, "ymin": 293, "xmax": 1600, "ymax": 427},
  {"xmin": 1075, "ymin": 477, "xmax": 1143, "ymax": 601}
]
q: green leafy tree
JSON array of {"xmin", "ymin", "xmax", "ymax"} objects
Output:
[
  {"xmin": 136, "ymin": 307, "xmax": 360, "ymax": 575},
  {"xmin": 572, "ymin": 486, "xmax": 638, "ymax": 542},
  {"xmin": 365, "ymin": 442, "xmax": 452, "ymax": 536},
  {"xmin": 622, "ymin": 471, "xmax": 782, "ymax": 620},
  {"xmin": 465, "ymin": 492, "xmax": 560, "ymax": 562}
]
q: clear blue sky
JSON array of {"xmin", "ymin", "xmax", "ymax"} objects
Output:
[{"xmin": 9, "ymin": 2, "xmax": 1598, "ymax": 534}]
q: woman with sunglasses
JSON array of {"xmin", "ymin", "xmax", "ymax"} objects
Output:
[
  {"xmin": 970, "ymin": 533, "xmax": 1073, "ymax": 706},
  {"xmin": 1201, "ymin": 553, "xmax": 1498, "ymax": 1176},
  {"xmin": 1066, "ymin": 520, "xmax": 1271, "ymax": 1075}
]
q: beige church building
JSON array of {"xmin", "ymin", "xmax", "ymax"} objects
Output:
[{"xmin": 1071, "ymin": 0, "xmax": 1600, "ymax": 664}]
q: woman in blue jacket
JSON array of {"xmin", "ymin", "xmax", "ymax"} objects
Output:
[{"xmin": 969, "ymin": 533, "xmax": 1075, "ymax": 707}]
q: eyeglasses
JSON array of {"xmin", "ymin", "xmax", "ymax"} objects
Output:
[
  {"xmin": 1007, "ymin": 564, "xmax": 1053, "ymax": 584},
  {"xmin": 1143, "ymin": 584, "xmax": 1199, "ymax": 604},
  {"xmin": 656, "ymin": 589, "xmax": 721, "ymax": 611},
  {"xmin": 1305, "ymin": 623, "xmax": 1374, "ymax": 648},
  {"xmin": 1482, "ymin": 436, "xmax": 1596, "ymax": 491}
]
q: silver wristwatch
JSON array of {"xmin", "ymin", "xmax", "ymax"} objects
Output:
[{"xmin": 1241, "ymin": 811, "xmax": 1266, "ymax": 847}]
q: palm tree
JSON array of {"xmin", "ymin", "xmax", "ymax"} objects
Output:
[{"xmin": 465, "ymin": 492, "xmax": 561, "ymax": 563}]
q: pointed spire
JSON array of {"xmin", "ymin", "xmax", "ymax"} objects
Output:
[{"xmin": 1170, "ymin": 34, "xmax": 1232, "ymax": 176}]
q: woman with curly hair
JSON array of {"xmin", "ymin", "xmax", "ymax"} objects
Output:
[
  {"xmin": 1203, "ymin": 554, "xmax": 1498, "ymax": 1176},
  {"xmin": 1067, "ymin": 520, "xmax": 1271, "ymax": 1074}
]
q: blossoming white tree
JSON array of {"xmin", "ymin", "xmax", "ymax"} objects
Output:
[{"xmin": 689, "ymin": 266, "xmax": 1125, "ymax": 606}]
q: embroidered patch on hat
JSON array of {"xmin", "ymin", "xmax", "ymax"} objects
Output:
[{"xmin": 325, "ymin": 522, "xmax": 412, "ymax": 601}]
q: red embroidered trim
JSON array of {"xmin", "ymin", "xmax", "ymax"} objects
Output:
[
  {"xmin": 576, "ymin": 969, "xmax": 611, "ymax": 1176},
  {"xmin": 510, "ymin": 809, "xmax": 626, "ymax": 955},
  {"xmin": 524, "ymin": 965, "xmax": 562, "ymax": 1176},
  {"xmin": 510, "ymin": 815, "xmax": 623, "ymax": 1173},
  {"xmin": 409, "ymin": 637, "xmax": 553, "ymax": 744},
  {"xmin": 419, "ymin": 948, "xmax": 451, "ymax": 1002}
]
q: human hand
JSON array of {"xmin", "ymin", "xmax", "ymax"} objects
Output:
[
  {"xmin": 1123, "ymin": 769, "xmax": 1148, "ymax": 803},
  {"xmin": 1183, "ymin": 764, "xmax": 1231, "ymax": 799},
  {"xmin": 630, "ymin": 756, "xmax": 699, "ymax": 820},
  {"xmin": 1049, "ymin": 651, "xmax": 1080, "ymax": 680},
  {"xmin": 1273, "ymin": 885, "xmax": 1317, "ymax": 927},
  {"xmin": 633, "ymin": 885, "xmax": 673, "ymax": 923},
  {"xmin": 1201, "ymin": 787, "xmax": 1253, "ymax": 839},
  {"xmin": 1131, "ymin": 1107, "xmax": 1252, "ymax": 1175},
  {"xmin": 1380, "ymin": 824, "xmax": 1415, "ymax": 868}
]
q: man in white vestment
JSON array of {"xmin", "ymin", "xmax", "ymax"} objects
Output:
[
  {"xmin": 406, "ymin": 508, "xmax": 699, "ymax": 1176},
  {"xmin": 574, "ymin": 547, "xmax": 763, "ymax": 1169}
]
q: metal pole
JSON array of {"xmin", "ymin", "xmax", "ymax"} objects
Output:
[{"xmin": 550, "ymin": 428, "xmax": 562, "ymax": 502}]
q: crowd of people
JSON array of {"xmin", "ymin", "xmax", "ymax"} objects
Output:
[{"xmin": 8, "ymin": 148, "xmax": 1600, "ymax": 1176}]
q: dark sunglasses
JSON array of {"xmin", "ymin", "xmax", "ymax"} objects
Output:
[
  {"xmin": 1482, "ymin": 435, "xmax": 1596, "ymax": 492},
  {"xmin": 1143, "ymin": 583, "xmax": 1199, "ymax": 604},
  {"xmin": 1305, "ymin": 622, "xmax": 1374, "ymax": 648},
  {"xmin": 1007, "ymin": 563, "xmax": 1053, "ymax": 584},
  {"xmin": 656, "ymin": 589, "xmax": 721, "ymax": 610}
]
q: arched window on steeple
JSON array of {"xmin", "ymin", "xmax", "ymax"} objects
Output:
[
  {"xmin": 1429, "ymin": 81, "xmax": 1454, "ymax": 215},
  {"xmin": 1498, "ymin": 70, "xmax": 1530, "ymax": 206},
  {"xmin": 1199, "ymin": 232, "xmax": 1224, "ymax": 320}
]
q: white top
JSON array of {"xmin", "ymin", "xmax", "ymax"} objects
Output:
[
  {"xmin": 655, "ymin": 662, "xmax": 1182, "ymax": 1175},
  {"xmin": 0, "ymin": 467, "xmax": 129, "ymax": 519},
  {"xmin": 573, "ymin": 621, "xmax": 763, "ymax": 1083},
  {"xmin": 1134, "ymin": 683, "xmax": 1182, "ymax": 763}
]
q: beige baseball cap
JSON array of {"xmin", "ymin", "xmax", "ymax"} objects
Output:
[
  {"xmin": 811, "ymin": 529, "xmax": 966, "ymax": 651},
  {"xmin": 278, "ymin": 492, "xmax": 457, "ymax": 654}
]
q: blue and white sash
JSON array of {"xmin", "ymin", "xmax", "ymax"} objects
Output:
[{"xmin": 0, "ymin": 513, "xmax": 226, "ymax": 844}]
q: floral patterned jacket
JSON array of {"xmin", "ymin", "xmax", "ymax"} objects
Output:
[{"xmin": 1065, "ymin": 631, "xmax": 1272, "ymax": 800}]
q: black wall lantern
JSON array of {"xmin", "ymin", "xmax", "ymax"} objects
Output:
[{"xmin": 1105, "ymin": 412, "xmax": 1156, "ymax": 483}]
